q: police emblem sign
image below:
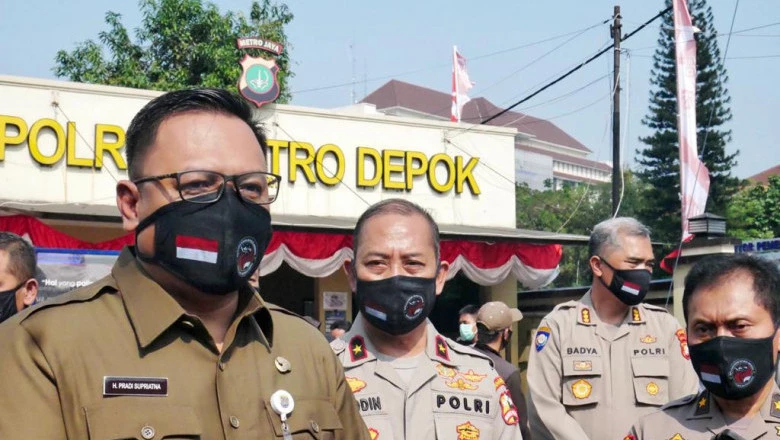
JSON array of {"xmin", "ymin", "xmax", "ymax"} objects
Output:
[{"xmin": 236, "ymin": 37, "xmax": 283, "ymax": 108}]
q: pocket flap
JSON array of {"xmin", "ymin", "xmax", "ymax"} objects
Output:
[
  {"xmin": 631, "ymin": 356, "xmax": 669, "ymax": 377},
  {"xmin": 85, "ymin": 400, "xmax": 201, "ymax": 439},
  {"xmin": 264, "ymin": 398, "xmax": 343, "ymax": 437},
  {"xmin": 562, "ymin": 356, "xmax": 603, "ymax": 377}
]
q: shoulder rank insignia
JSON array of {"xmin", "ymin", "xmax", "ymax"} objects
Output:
[
  {"xmin": 349, "ymin": 335, "xmax": 368, "ymax": 362},
  {"xmin": 631, "ymin": 307, "xmax": 642, "ymax": 322},
  {"xmin": 623, "ymin": 436, "xmax": 636, "ymax": 440},
  {"xmin": 580, "ymin": 308, "xmax": 591, "ymax": 324},
  {"xmin": 670, "ymin": 434, "xmax": 685, "ymax": 440},
  {"xmin": 346, "ymin": 377, "xmax": 367, "ymax": 393},
  {"xmin": 771, "ymin": 393, "xmax": 780, "ymax": 418},
  {"xmin": 695, "ymin": 392, "xmax": 710, "ymax": 416},
  {"xmin": 435, "ymin": 335, "xmax": 450, "ymax": 361},
  {"xmin": 368, "ymin": 427, "xmax": 379, "ymax": 440},
  {"xmin": 456, "ymin": 421, "xmax": 480, "ymax": 440},
  {"xmin": 675, "ymin": 329, "xmax": 690, "ymax": 360}
]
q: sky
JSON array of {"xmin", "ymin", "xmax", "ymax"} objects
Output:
[{"xmin": 1, "ymin": 0, "xmax": 777, "ymax": 179}]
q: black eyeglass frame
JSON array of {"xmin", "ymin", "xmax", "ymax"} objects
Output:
[{"xmin": 132, "ymin": 170, "xmax": 282, "ymax": 205}]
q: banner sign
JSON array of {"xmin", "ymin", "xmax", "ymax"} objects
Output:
[{"xmin": 34, "ymin": 249, "xmax": 119, "ymax": 303}]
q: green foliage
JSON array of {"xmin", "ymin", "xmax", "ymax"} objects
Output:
[
  {"xmin": 54, "ymin": 0, "xmax": 294, "ymax": 102},
  {"xmin": 726, "ymin": 176, "xmax": 780, "ymax": 240},
  {"xmin": 636, "ymin": 0, "xmax": 739, "ymax": 244},
  {"xmin": 516, "ymin": 172, "xmax": 645, "ymax": 287}
]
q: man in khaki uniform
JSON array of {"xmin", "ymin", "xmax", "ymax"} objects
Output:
[
  {"xmin": 332, "ymin": 198, "xmax": 523, "ymax": 440},
  {"xmin": 628, "ymin": 254, "xmax": 780, "ymax": 439},
  {"xmin": 0, "ymin": 89, "xmax": 369, "ymax": 439},
  {"xmin": 527, "ymin": 217, "xmax": 699, "ymax": 439}
]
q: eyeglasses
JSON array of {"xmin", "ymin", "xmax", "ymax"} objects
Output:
[{"xmin": 133, "ymin": 170, "xmax": 281, "ymax": 205}]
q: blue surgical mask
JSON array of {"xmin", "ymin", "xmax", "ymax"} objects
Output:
[{"xmin": 459, "ymin": 323, "xmax": 476, "ymax": 342}]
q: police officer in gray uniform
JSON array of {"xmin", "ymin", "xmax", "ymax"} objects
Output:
[
  {"xmin": 527, "ymin": 217, "xmax": 699, "ymax": 439},
  {"xmin": 628, "ymin": 254, "xmax": 780, "ymax": 440}
]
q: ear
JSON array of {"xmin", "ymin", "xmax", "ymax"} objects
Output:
[
  {"xmin": 343, "ymin": 258, "xmax": 357, "ymax": 292},
  {"xmin": 589, "ymin": 255, "xmax": 604, "ymax": 278},
  {"xmin": 116, "ymin": 180, "xmax": 142, "ymax": 232},
  {"xmin": 434, "ymin": 261, "xmax": 450, "ymax": 297},
  {"xmin": 21, "ymin": 278, "xmax": 38, "ymax": 307}
]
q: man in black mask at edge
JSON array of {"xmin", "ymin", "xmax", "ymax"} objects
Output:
[
  {"xmin": 331, "ymin": 198, "xmax": 523, "ymax": 440},
  {"xmin": 627, "ymin": 253, "xmax": 780, "ymax": 439},
  {"xmin": 0, "ymin": 232, "xmax": 38, "ymax": 324},
  {"xmin": 0, "ymin": 88, "xmax": 369, "ymax": 439},
  {"xmin": 527, "ymin": 217, "xmax": 700, "ymax": 439}
]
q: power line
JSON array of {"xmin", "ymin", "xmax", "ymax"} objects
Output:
[
  {"xmin": 481, "ymin": 6, "xmax": 673, "ymax": 124},
  {"xmin": 289, "ymin": 20, "xmax": 609, "ymax": 96}
]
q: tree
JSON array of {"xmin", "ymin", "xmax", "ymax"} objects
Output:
[
  {"xmin": 515, "ymin": 171, "xmax": 645, "ymax": 287},
  {"xmin": 54, "ymin": 0, "xmax": 294, "ymax": 102},
  {"xmin": 636, "ymin": 0, "xmax": 739, "ymax": 244},
  {"xmin": 726, "ymin": 176, "xmax": 780, "ymax": 240}
]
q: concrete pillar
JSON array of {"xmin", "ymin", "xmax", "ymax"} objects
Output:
[{"xmin": 671, "ymin": 237, "xmax": 741, "ymax": 324}]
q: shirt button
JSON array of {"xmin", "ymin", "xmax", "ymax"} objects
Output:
[
  {"xmin": 230, "ymin": 416, "xmax": 240, "ymax": 429},
  {"xmin": 218, "ymin": 362, "xmax": 226, "ymax": 371},
  {"xmin": 310, "ymin": 420, "xmax": 320, "ymax": 433},
  {"xmin": 140, "ymin": 425, "xmax": 155, "ymax": 439}
]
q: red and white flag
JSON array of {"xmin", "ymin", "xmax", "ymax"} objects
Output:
[
  {"xmin": 621, "ymin": 281, "xmax": 641, "ymax": 297},
  {"xmin": 451, "ymin": 46, "xmax": 474, "ymax": 122},
  {"xmin": 673, "ymin": 0, "xmax": 710, "ymax": 239},
  {"xmin": 176, "ymin": 236, "xmax": 219, "ymax": 264}
]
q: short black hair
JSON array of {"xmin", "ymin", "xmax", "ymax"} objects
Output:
[
  {"xmin": 0, "ymin": 232, "xmax": 36, "ymax": 282},
  {"xmin": 683, "ymin": 254, "xmax": 780, "ymax": 326},
  {"xmin": 459, "ymin": 304, "xmax": 479, "ymax": 317},
  {"xmin": 330, "ymin": 320, "xmax": 351, "ymax": 331},
  {"xmin": 125, "ymin": 88, "xmax": 268, "ymax": 180},
  {"xmin": 353, "ymin": 198, "xmax": 440, "ymax": 264}
]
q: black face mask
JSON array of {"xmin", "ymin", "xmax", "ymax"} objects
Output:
[
  {"xmin": 597, "ymin": 257, "xmax": 652, "ymax": 306},
  {"xmin": 0, "ymin": 281, "xmax": 24, "ymax": 324},
  {"xmin": 136, "ymin": 190, "xmax": 273, "ymax": 295},
  {"xmin": 356, "ymin": 275, "xmax": 437, "ymax": 336},
  {"xmin": 689, "ymin": 335, "xmax": 776, "ymax": 400}
]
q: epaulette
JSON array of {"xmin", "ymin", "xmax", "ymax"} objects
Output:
[
  {"xmin": 21, "ymin": 275, "xmax": 116, "ymax": 322},
  {"xmin": 641, "ymin": 303, "xmax": 671, "ymax": 314},
  {"xmin": 330, "ymin": 337, "xmax": 347, "ymax": 355},
  {"xmin": 551, "ymin": 300, "xmax": 579, "ymax": 312},
  {"xmin": 446, "ymin": 337, "xmax": 492, "ymax": 363},
  {"xmin": 265, "ymin": 302, "xmax": 304, "ymax": 319},
  {"xmin": 660, "ymin": 392, "xmax": 699, "ymax": 411}
]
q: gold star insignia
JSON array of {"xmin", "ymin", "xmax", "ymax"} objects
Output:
[
  {"xmin": 774, "ymin": 400, "xmax": 780, "ymax": 411},
  {"xmin": 438, "ymin": 342, "xmax": 446, "ymax": 353},
  {"xmin": 775, "ymin": 425, "xmax": 780, "ymax": 436},
  {"xmin": 698, "ymin": 397, "xmax": 707, "ymax": 408},
  {"xmin": 352, "ymin": 343, "xmax": 363, "ymax": 356}
]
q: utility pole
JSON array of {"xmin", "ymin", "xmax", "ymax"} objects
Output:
[{"xmin": 611, "ymin": 5, "xmax": 622, "ymax": 216}]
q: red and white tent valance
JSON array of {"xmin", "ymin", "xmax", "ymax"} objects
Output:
[{"xmin": 0, "ymin": 215, "xmax": 561, "ymax": 288}]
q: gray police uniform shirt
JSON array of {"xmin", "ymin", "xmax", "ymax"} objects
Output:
[
  {"xmin": 527, "ymin": 291, "xmax": 700, "ymax": 440},
  {"xmin": 331, "ymin": 314, "xmax": 524, "ymax": 440},
  {"xmin": 628, "ymin": 385, "xmax": 780, "ymax": 440}
]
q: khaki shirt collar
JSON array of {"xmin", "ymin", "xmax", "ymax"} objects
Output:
[
  {"xmin": 578, "ymin": 290, "xmax": 647, "ymax": 326},
  {"xmin": 113, "ymin": 247, "xmax": 267, "ymax": 350},
  {"xmin": 688, "ymin": 383, "xmax": 780, "ymax": 424}
]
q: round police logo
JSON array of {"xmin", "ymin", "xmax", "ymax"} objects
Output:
[
  {"xmin": 236, "ymin": 237, "xmax": 258, "ymax": 277},
  {"xmin": 404, "ymin": 295, "xmax": 425, "ymax": 320},
  {"xmin": 246, "ymin": 65, "xmax": 274, "ymax": 94},
  {"xmin": 728, "ymin": 359, "xmax": 756, "ymax": 388}
]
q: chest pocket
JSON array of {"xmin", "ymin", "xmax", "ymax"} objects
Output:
[
  {"xmin": 631, "ymin": 356, "xmax": 669, "ymax": 406},
  {"xmin": 263, "ymin": 398, "xmax": 342, "ymax": 440},
  {"xmin": 561, "ymin": 356, "xmax": 602, "ymax": 407},
  {"xmin": 84, "ymin": 400, "xmax": 201, "ymax": 439},
  {"xmin": 434, "ymin": 415, "xmax": 493, "ymax": 440}
]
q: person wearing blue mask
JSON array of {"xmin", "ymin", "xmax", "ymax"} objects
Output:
[
  {"xmin": 457, "ymin": 304, "xmax": 479, "ymax": 345},
  {"xmin": 0, "ymin": 232, "xmax": 38, "ymax": 324},
  {"xmin": 628, "ymin": 254, "xmax": 780, "ymax": 439}
]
